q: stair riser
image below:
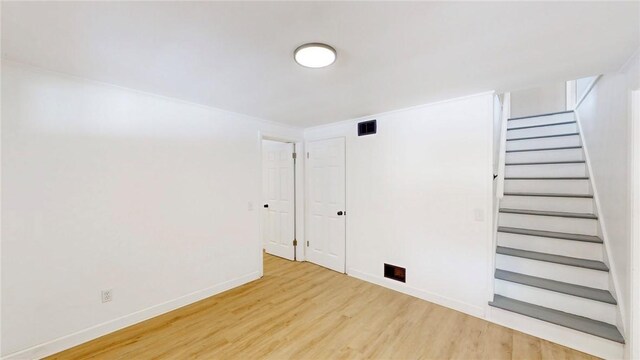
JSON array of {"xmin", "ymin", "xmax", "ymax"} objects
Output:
[
  {"xmin": 497, "ymin": 232, "xmax": 602, "ymax": 261},
  {"xmin": 499, "ymin": 213, "xmax": 598, "ymax": 236},
  {"xmin": 506, "ymin": 148, "xmax": 584, "ymax": 163},
  {"xmin": 488, "ymin": 307, "xmax": 625, "ymax": 359},
  {"xmin": 495, "ymin": 255, "xmax": 608, "ymax": 289},
  {"xmin": 505, "ymin": 163, "xmax": 587, "ymax": 178},
  {"xmin": 507, "ymin": 135, "xmax": 581, "ymax": 151},
  {"xmin": 508, "ymin": 112, "xmax": 575, "ymax": 128},
  {"xmin": 504, "ymin": 179, "xmax": 591, "ymax": 195},
  {"xmin": 494, "ymin": 280, "xmax": 617, "ymax": 324},
  {"xmin": 501, "ymin": 195, "xmax": 594, "ymax": 213},
  {"xmin": 507, "ymin": 123, "xmax": 578, "ymax": 140}
]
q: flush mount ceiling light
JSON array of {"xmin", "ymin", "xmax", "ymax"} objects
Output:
[{"xmin": 294, "ymin": 43, "xmax": 337, "ymax": 68}]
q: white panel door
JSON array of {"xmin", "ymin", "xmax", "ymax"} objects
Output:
[
  {"xmin": 262, "ymin": 140, "xmax": 295, "ymax": 260},
  {"xmin": 306, "ymin": 137, "xmax": 346, "ymax": 273}
]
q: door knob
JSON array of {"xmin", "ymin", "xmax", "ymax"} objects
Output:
[
  {"xmin": 264, "ymin": 204, "xmax": 269, "ymax": 208},
  {"xmin": 337, "ymin": 211, "xmax": 344, "ymax": 216}
]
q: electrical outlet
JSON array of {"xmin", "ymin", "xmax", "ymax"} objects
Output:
[{"xmin": 101, "ymin": 289, "xmax": 113, "ymax": 303}]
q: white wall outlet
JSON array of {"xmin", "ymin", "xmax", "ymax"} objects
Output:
[{"xmin": 101, "ymin": 289, "xmax": 113, "ymax": 303}]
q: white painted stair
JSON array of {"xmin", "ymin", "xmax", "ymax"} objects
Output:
[{"xmin": 490, "ymin": 111, "xmax": 625, "ymax": 355}]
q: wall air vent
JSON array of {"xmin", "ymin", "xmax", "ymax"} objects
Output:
[
  {"xmin": 358, "ymin": 120, "xmax": 377, "ymax": 136},
  {"xmin": 384, "ymin": 263, "xmax": 406, "ymax": 283}
]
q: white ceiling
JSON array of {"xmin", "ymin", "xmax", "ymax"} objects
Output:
[{"xmin": 2, "ymin": 1, "xmax": 638, "ymax": 127}]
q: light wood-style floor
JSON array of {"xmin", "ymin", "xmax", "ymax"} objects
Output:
[{"xmin": 49, "ymin": 254, "xmax": 597, "ymax": 360}]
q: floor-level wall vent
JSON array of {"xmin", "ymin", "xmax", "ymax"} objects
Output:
[{"xmin": 384, "ymin": 263, "xmax": 406, "ymax": 283}]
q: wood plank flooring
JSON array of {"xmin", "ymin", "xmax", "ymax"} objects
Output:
[{"xmin": 49, "ymin": 254, "xmax": 598, "ymax": 359}]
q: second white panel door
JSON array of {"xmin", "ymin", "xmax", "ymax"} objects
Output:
[
  {"xmin": 306, "ymin": 137, "xmax": 346, "ymax": 273},
  {"xmin": 262, "ymin": 140, "xmax": 295, "ymax": 261}
]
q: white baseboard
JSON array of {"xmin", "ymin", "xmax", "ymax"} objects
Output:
[
  {"xmin": 488, "ymin": 306, "xmax": 624, "ymax": 359},
  {"xmin": 347, "ymin": 268, "xmax": 485, "ymax": 319},
  {"xmin": 347, "ymin": 268, "xmax": 624, "ymax": 359},
  {"xmin": 5, "ymin": 267, "xmax": 624, "ymax": 359},
  {"xmin": 3, "ymin": 271, "xmax": 261, "ymax": 360}
]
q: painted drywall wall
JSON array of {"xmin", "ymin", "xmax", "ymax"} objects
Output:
[
  {"xmin": 577, "ymin": 76, "xmax": 598, "ymax": 101},
  {"xmin": 510, "ymin": 82, "xmax": 566, "ymax": 118},
  {"xmin": 630, "ymin": 88, "xmax": 640, "ymax": 360},
  {"xmin": 576, "ymin": 52, "xmax": 639, "ymax": 341},
  {"xmin": 493, "ymin": 95, "xmax": 503, "ymax": 177},
  {"xmin": 0, "ymin": 61, "xmax": 302, "ymax": 358},
  {"xmin": 304, "ymin": 92, "xmax": 494, "ymax": 317}
]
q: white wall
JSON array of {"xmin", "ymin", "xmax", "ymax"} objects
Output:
[
  {"xmin": 304, "ymin": 92, "xmax": 495, "ymax": 317},
  {"xmin": 0, "ymin": 61, "xmax": 302, "ymax": 358},
  {"xmin": 576, "ymin": 51, "xmax": 639, "ymax": 345},
  {"xmin": 577, "ymin": 76, "xmax": 598, "ymax": 101},
  {"xmin": 631, "ymin": 88, "xmax": 640, "ymax": 360},
  {"xmin": 511, "ymin": 82, "xmax": 566, "ymax": 118},
  {"xmin": 493, "ymin": 94, "xmax": 503, "ymax": 177}
]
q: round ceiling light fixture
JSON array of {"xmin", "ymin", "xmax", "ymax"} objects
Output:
[{"xmin": 294, "ymin": 43, "xmax": 337, "ymax": 68}]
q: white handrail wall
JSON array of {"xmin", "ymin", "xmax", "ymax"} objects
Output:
[
  {"xmin": 488, "ymin": 92, "xmax": 510, "ymax": 303},
  {"xmin": 496, "ymin": 92, "xmax": 511, "ymax": 199}
]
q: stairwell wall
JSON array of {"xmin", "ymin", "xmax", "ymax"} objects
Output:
[
  {"xmin": 630, "ymin": 88, "xmax": 640, "ymax": 360},
  {"xmin": 575, "ymin": 50, "xmax": 640, "ymax": 344},
  {"xmin": 304, "ymin": 92, "xmax": 495, "ymax": 318},
  {"xmin": 510, "ymin": 82, "xmax": 567, "ymax": 118}
]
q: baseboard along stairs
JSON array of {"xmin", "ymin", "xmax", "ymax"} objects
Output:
[{"xmin": 489, "ymin": 110, "xmax": 625, "ymax": 356}]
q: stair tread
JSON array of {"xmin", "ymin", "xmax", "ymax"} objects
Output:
[
  {"xmin": 505, "ymin": 177, "xmax": 589, "ymax": 180},
  {"xmin": 498, "ymin": 226, "xmax": 602, "ymax": 243},
  {"xmin": 499, "ymin": 208, "xmax": 597, "ymax": 219},
  {"xmin": 508, "ymin": 121, "xmax": 576, "ymax": 131},
  {"xmin": 496, "ymin": 246, "xmax": 609, "ymax": 271},
  {"xmin": 495, "ymin": 269, "xmax": 617, "ymax": 304},
  {"xmin": 508, "ymin": 110, "xmax": 574, "ymax": 121},
  {"xmin": 503, "ymin": 192, "xmax": 593, "ymax": 198},
  {"xmin": 506, "ymin": 146, "xmax": 582, "ymax": 153},
  {"xmin": 489, "ymin": 295, "xmax": 624, "ymax": 343},
  {"xmin": 508, "ymin": 133, "xmax": 580, "ymax": 141},
  {"xmin": 505, "ymin": 160, "xmax": 585, "ymax": 166}
]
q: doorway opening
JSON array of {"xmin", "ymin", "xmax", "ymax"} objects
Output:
[{"xmin": 261, "ymin": 139, "xmax": 297, "ymax": 262}]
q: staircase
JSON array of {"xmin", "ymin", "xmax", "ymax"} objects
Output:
[{"xmin": 489, "ymin": 110, "xmax": 625, "ymax": 354}]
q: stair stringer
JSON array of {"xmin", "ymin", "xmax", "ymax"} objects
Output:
[{"xmin": 573, "ymin": 110, "xmax": 628, "ymax": 342}]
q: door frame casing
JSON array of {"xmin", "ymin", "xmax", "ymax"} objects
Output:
[
  {"xmin": 259, "ymin": 133, "xmax": 305, "ymax": 277},
  {"xmin": 304, "ymin": 136, "xmax": 347, "ymax": 274}
]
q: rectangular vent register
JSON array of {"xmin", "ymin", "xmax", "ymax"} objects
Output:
[{"xmin": 384, "ymin": 263, "xmax": 406, "ymax": 283}]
